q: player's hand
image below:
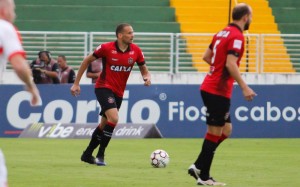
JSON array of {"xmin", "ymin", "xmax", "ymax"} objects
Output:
[
  {"xmin": 70, "ymin": 84, "xmax": 80, "ymax": 97},
  {"xmin": 27, "ymin": 84, "xmax": 40, "ymax": 106},
  {"xmin": 143, "ymin": 77, "xmax": 151, "ymax": 86},
  {"xmin": 242, "ymin": 86, "xmax": 257, "ymax": 101}
]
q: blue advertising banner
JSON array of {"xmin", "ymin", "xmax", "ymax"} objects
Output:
[{"xmin": 0, "ymin": 84, "xmax": 299, "ymax": 138}]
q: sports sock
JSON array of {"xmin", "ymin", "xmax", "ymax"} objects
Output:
[
  {"xmin": 97, "ymin": 122, "xmax": 116, "ymax": 158},
  {"xmin": 194, "ymin": 133, "xmax": 220, "ymax": 180},
  {"xmin": 85, "ymin": 126, "xmax": 103, "ymax": 155},
  {"xmin": 217, "ymin": 133, "xmax": 228, "ymax": 146}
]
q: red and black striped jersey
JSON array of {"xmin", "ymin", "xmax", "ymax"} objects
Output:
[
  {"xmin": 201, "ymin": 24, "xmax": 245, "ymax": 98},
  {"xmin": 93, "ymin": 41, "xmax": 145, "ymax": 97}
]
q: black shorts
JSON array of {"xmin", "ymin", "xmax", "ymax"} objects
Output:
[
  {"xmin": 201, "ymin": 90, "xmax": 231, "ymax": 126},
  {"xmin": 95, "ymin": 88, "xmax": 123, "ymax": 116}
]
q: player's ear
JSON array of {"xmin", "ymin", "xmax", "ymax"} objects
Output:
[
  {"xmin": 117, "ymin": 32, "xmax": 122, "ymax": 39},
  {"xmin": 243, "ymin": 14, "xmax": 250, "ymax": 23}
]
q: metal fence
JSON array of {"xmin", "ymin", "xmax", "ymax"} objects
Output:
[
  {"xmin": 175, "ymin": 33, "xmax": 260, "ymax": 73},
  {"xmin": 20, "ymin": 31, "xmax": 88, "ymax": 69},
  {"xmin": 14, "ymin": 31, "xmax": 300, "ymax": 74},
  {"xmin": 90, "ymin": 32, "xmax": 174, "ymax": 73},
  {"xmin": 261, "ymin": 34, "xmax": 299, "ymax": 73}
]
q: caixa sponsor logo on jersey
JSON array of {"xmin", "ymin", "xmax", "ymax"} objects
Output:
[{"xmin": 110, "ymin": 65, "xmax": 131, "ymax": 72}]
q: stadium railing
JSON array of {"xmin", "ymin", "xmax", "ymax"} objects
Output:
[
  {"xmin": 20, "ymin": 31, "xmax": 88, "ymax": 70},
  {"xmin": 14, "ymin": 31, "xmax": 300, "ymax": 74},
  {"xmin": 90, "ymin": 32, "xmax": 174, "ymax": 73},
  {"xmin": 175, "ymin": 33, "xmax": 260, "ymax": 73}
]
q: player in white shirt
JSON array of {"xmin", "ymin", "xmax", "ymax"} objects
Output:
[
  {"xmin": 0, "ymin": 0, "xmax": 39, "ymax": 104},
  {"xmin": 0, "ymin": 0, "xmax": 41, "ymax": 186},
  {"xmin": 0, "ymin": 150, "xmax": 7, "ymax": 187}
]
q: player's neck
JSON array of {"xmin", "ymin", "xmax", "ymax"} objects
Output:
[
  {"xmin": 232, "ymin": 21, "xmax": 244, "ymax": 32},
  {"xmin": 118, "ymin": 41, "xmax": 129, "ymax": 52}
]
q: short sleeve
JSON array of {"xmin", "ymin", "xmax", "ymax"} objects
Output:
[
  {"xmin": 93, "ymin": 44, "xmax": 105, "ymax": 58},
  {"xmin": 227, "ymin": 34, "xmax": 244, "ymax": 57},
  {"xmin": 136, "ymin": 46, "xmax": 145, "ymax": 66},
  {"xmin": 0, "ymin": 22, "xmax": 25, "ymax": 60},
  {"xmin": 209, "ymin": 34, "xmax": 217, "ymax": 50}
]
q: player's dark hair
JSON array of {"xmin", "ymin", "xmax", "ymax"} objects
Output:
[
  {"xmin": 232, "ymin": 4, "xmax": 250, "ymax": 20},
  {"xmin": 115, "ymin": 23, "xmax": 131, "ymax": 37}
]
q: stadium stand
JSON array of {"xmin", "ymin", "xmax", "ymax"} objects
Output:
[
  {"xmin": 15, "ymin": 0, "xmax": 180, "ymax": 33},
  {"xmin": 268, "ymin": 0, "xmax": 300, "ymax": 34},
  {"xmin": 268, "ymin": 0, "xmax": 300, "ymax": 72},
  {"xmin": 170, "ymin": 0, "xmax": 295, "ymax": 73},
  {"xmin": 14, "ymin": 0, "xmax": 181, "ymax": 72},
  {"xmin": 14, "ymin": 0, "xmax": 298, "ymax": 73}
]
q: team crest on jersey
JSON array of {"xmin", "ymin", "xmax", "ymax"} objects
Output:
[
  {"xmin": 111, "ymin": 50, "xmax": 117, "ymax": 54},
  {"xmin": 108, "ymin": 97, "xmax": 115, "ymax": 104},
  {"xmin": 129, "ymin": 51, "xmax": 134, "ymax": 55},
  {"xmin": 128, "ymin": 57, "xmax": 134, "ymax": 64}
]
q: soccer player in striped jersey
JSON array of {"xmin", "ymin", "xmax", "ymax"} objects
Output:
[
  {"xmin": 0, "ymin": 0, "xmax": 40, "ymax": 186},
  {"xmin": 188, "ymin": 3, "xmax": 256, "ymax": 186},
  {"xmin": 71, "ymin": 23, "xmax": 151, "ymax": 166}
]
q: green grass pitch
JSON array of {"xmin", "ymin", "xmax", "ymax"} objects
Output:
[{"xmin": 1, "ymin": 138, "xmax": 300, "ymax": 187}]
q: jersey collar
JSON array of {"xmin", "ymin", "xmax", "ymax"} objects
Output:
[
  {"xmin": 114, "ymin": 41, "xmax": 131, "ymax": 53},
  {"xmin": 229, "ymin": 23, "xmax": 243, "ymax": 33}
]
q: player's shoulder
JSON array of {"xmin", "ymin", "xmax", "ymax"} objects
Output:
[
  {"xmin": 228, "ymin": 24, "xmax": 243, "ymax": 37},
  {"xmin": 94, "ymin": 41, "xmax": 114, "ymax": 53},
  {"xmin": 130, "ymin": 43, "xmax": 142, "ymax": 51},
  {"xmin": 217, "ymin": 25, "xmax": 244, "ymax": 42},
  {"xmin": 100, "ymin": 41, "xmax": 116, "ymax": 49},
  {"xmin": 105, "ymin": 41, "xmax": 116, "ymax": 46},
  {"xmin": 0, "ymin": 19, "xmax": 12, "ymax": 27},
  {"xmin": 0, "ymin": 20, "xmax": 15, "ymax": 33}
]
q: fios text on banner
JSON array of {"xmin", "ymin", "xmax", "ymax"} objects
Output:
[{"xmin": 6, "ymin": 90, "xmax": 300, "ymax": 131}]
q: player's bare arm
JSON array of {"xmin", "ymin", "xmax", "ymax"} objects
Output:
[
  {"xmin": 71, "ymin": 53, "xmax": 96, "ymax": 96},
  {"xmin": 202, "ymin": 48, "xmax": 213, "ymax": 65},
  {"xmin": 10, "ymin": 54, "xmax": 40, "ymax": 106},
  {"xmin": 226, "ymin": 54, "xmax": 256, "ymax": 101},
  {"xmin": 138, "ymin": 64, "xmax": 151, "ymax": 86}
]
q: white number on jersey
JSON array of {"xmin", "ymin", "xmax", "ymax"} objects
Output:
[{"xmin": 211, "ymin": 39, "xmax": 221, "ymax": 65}]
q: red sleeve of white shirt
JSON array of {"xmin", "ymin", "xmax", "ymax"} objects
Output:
[{"xmin": 0, "ymin": 20, "xmax": 26, "ymax": 61}]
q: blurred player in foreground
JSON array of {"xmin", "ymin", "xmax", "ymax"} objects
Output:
[
  {"xmin": 188, "ymin": 3, "xmax": 256, "ymax": 186},
  {"xmin": 71, "ymin": 23, "xmax": 151, "ymax": 166},
  {"xmin": 0, "ymin": 0, "xmax": 39, "ymax": 104},
  {"xmin": 0, "ymin": 150, "xmax": 7, "ymax": 187},
  {"xmin": 0, "ymin": 0, "xmax": 41, "ymax": 186}
]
